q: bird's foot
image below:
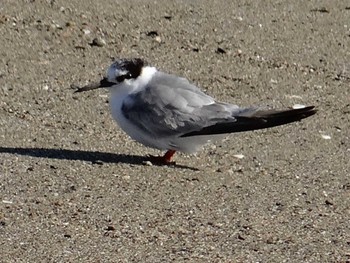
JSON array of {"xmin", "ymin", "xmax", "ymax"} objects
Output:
[{"xmin": 147, "ymin": 150, "xmax": 176, "ymax": 165}]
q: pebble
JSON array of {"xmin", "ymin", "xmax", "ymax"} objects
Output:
[
  {"xmin": 321, "ymin": 134, "xmax": 331, "ymax": 140},
  {"xmin": 233, "ymin": 154, "xmax": 245, "ymax": 159},
  {"xmin": 82, "ymin": 28, "xmax": 91, "ymax": 35},
  {"xmin": 154, "ymin": 36, "xmax": 162, "ymax": 43},
  {"xmin": 143, "ymin": 161, "xmax": 153, "ymax": 166},
  {"xmin": 91, "ymin": 37, "xmax": 106, "ymax": 47},
  {"xmin": 122, "ymin": 175, "xmax": 130, "ymax": 180}
]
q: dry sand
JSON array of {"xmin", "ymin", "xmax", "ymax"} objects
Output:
[{"xmin": 1, "ymin": 0, "xmax": 350, "ymax": 262}]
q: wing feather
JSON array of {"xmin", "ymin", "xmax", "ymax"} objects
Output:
[{"xmin": 121, "ymin": 72, "xmax": 236, "ymax": 138}]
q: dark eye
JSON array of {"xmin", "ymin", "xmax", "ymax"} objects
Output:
[
  {"xmin": 116, "ymin": 75, "xmax": 126, "ymax": 82},
  {"xmin": 116, "ymin": 73, "xmax": 132, "ymax": 82},
  {"xmin": 125, "ymin": 73, "xmax": 133, "ymax": 79}
]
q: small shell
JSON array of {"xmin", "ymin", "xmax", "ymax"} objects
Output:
[
  {"xmin": 233, "ymin": 154, "xmax": 245, "ymax": 159},
  {"xmin": 321, "ymin": 134, "xmax": 331, "ymax": 140}
]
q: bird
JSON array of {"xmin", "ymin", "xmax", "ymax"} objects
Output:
[{"xmin": 74, "ymin": 58, "xmax": 316, "ymax": 164}]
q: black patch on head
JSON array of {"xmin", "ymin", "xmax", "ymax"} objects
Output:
[{"xmin": 113, "ymin": 58, "xmax": 145, "ymax": 82}]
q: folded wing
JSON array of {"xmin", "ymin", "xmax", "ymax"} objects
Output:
[{"xmin": 122, "ymin": 71, "xmax": 316, "ymax": 139}]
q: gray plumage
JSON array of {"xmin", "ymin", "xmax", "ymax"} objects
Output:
[{"xmin": 121, "ymin": 71, "xmax": 242, "ymax": 138}]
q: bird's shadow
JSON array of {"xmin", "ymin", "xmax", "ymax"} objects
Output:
[{"xmin": 0, "ymin": 147, "xmax": 199, "ymax": 171}]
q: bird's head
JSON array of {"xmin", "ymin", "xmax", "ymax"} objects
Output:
[
  {"xmin": 74, "ymin": 58, "xmax": 146, "ymax": 93},
  {"xmin": 107, "ymin": 58, "xmax": 145, "ymax": 84}
]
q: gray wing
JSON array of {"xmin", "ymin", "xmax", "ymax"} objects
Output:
[{"xmin": 121, "ymin": 72, "xmax": 239, "ymax": 138}]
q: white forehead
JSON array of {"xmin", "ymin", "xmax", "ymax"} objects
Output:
[{"xmin": 107, "ymin": 64, "xmax": 127, "ymax": 81}]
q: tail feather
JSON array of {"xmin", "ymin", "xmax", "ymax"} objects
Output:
[{"xmin": 181, "ymin": 106, "xmax": 317, "ymax": 137}]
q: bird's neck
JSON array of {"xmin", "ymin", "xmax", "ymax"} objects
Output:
[
  {"xmin": 111, "ymin": 66, "xmax": 157, "ymax": 98},
  {"xmin": 130, "ymin": 66, "xmax": 157, "ymax": 91}
]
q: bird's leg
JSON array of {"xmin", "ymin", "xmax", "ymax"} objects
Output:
[
  {"xmin": 148, "ymin": 150, "xmax": 176, "ymax": 165},
  {"xmin": 163, "ymin": 150, "xmax": 176, "ymax": 163}
]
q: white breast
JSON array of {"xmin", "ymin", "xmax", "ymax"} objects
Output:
[
  {"xmin": 110, "ymin": 93, "xmax": 173, "ymax": 150},
  {"xmin": 108, "ymin": 66, "xmax": 171, "ymax": 150}
]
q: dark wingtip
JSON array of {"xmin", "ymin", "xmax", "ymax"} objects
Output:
[
  {"xmin": 291, "ymin": 105, "xmax": 317, "ymax": 119},
  {"xmin": 284, "ymin": 105, "xmax": 317, "ymax": 120},
  {"xmin": 306, "ymin": 106, "xmax": 317, "ymax": 117},
  {"xmin": 181, "ymin": 105, "xmax": 318, "ymax": 137}
]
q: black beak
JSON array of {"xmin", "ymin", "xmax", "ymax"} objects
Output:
[
  {"xmin": 98, "ymin": 77, "xmax": 115, "ymax": 88},
  {"xmin": 74, "ymin": 77, "xmax": 115, "ymax": 93}
]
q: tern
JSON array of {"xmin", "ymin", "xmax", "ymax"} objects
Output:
[{"xmin": 75, "ymin": 58, "xmax": 316, "ymax": 164}]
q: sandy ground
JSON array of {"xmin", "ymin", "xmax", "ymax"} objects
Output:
[{"xmin": 1, "ymin": 0, "xmax": 350, "ymax": 262}]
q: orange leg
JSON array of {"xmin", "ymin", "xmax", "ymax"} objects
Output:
[
  {"xmin": 163, "ymin": 150, "xmax": 176, "ymax": 163},
  {"xmin": 148, "ymin": 150, "xmax": 176, "ymax": 165}
]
